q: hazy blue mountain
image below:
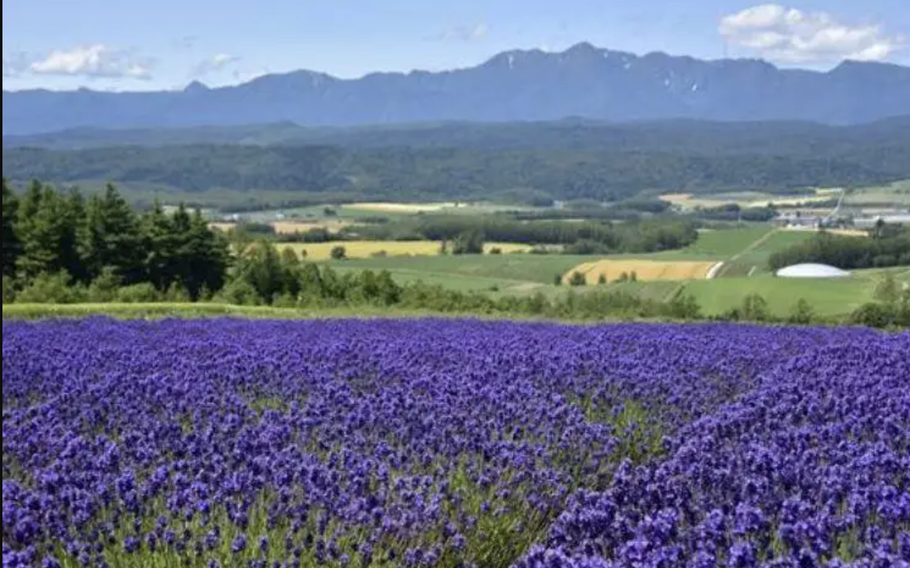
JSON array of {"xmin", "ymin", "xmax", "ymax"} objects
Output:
[{"xmin": 4, "ymin": 43, "xmax": 910, "ymax": 135}]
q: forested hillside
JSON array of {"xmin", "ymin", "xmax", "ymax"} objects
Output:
[{"xmin": 5, "ymin": 143, "xmax": 909, "ymax": 202}]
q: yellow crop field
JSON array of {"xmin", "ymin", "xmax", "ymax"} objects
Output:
[
  {"xmin": 564, "ymin": 259, "xmax": 718, "ymax": 284},
  {"xmin": 277, "ymin": 241, "xmax": 532, "ymax": 260}
]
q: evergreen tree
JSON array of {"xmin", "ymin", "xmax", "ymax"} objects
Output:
[
  {"xmin": 83, "ymin": 184, "xmax": 145, "ymax": 283},
  {"xmin": 16, "ymin": 184, "xmax": 85, "ymax": 281},
  {"xmin": 142, "ymin": 201, "xmax": 178, "ymax": 291},
  {"xmin": 62, "ymin": 190, "xmax": 90, "ymax": 283},
  {"xmin": 2, "ymin": 179, "xmax": 21, "ymax": 278},
  {"xmin": 179, "ymin": 210, "xmax": 230, "ymax": 299}
]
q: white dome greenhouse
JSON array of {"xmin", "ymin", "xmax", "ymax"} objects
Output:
[{"xmin": 775, "ymin": 263, "xmax": 851, "ymax": 278}]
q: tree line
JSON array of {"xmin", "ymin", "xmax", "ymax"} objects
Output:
[
  {"xmin": 414, "ymin": 216, "xmax": 699, "ymax": 252},
  {"xmin": 768, "ymin": 226, "xmax": 910, "ymax": 271},
  {"xmin": 3, "ymin": 180, "xmax": 230, "ymax": 300}
]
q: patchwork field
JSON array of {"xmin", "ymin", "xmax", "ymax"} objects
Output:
[
  {"xmin": 279, "ymin": 240, "xmax": 533, "ymax": 260},
  {"xmin": 660, "ymin": 188, "xmax": 841, "ymax": 210},
  {"xmin": 563, "ymin": 259, "xmax": 718, "ymax": 284}
]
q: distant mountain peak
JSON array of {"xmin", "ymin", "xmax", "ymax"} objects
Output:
[
  {"xmin": 3, "ymin": 44, "xmax": 909, "ymax": 134},
  {"xmin": 184, "ymin": 80, "xmax": 210, "ymax": 94}
]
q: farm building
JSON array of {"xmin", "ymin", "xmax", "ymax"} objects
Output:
[
  {"xmin": 775, "ymin": 263, "xmax": 851, "ymax": 278},
  {"xmin": 854, "ymin": 214, "xmax": 910, "ymax": 229},
  {"xmin": 772, "ymin": 212, "xmax": 824, "ymax": 228}
]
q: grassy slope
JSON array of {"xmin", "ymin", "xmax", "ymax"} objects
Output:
[
  {"xmin": 717, "ymin": 230, "xmax": 815, "ymax": 277},
  {"xmin": 607, "ymin": 267, "xmax": 909, "ymax": 317},
  {"xmin": 649, "ymin": 227, "xmax": 774, "ymax": 261}
]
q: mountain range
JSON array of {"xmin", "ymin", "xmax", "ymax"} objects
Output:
[{"xmin": 4, "ymin": 43, "xmax": 910, "ymax": 135}]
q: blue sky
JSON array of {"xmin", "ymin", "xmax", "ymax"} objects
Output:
[{"xmin": 3, "ymin": 0, "xmax": 908, "ymax": 91}]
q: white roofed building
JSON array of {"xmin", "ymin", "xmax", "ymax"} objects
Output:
[{"xmin": 775, "ymin": 264, "xmax": 851, "ymax": 278}]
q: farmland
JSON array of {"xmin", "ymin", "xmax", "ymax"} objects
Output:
[
  {"xmin": 4, "ymin": 319, "xmax": 908, "ymax": 568},
  {"xmin": 561, "ymin": 259, "xmax": 718, "ymax": 284},
  {"xmin": 277, "ymin": 241, "xmax": 533, "ymax": 260}
]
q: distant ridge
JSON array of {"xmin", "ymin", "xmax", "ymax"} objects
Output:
[{"xmin": 4, "ymin": 43, "xmax": 910, "ymax": 134}]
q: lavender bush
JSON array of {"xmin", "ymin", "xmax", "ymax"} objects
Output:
[{"xmin": 2, "ymin": 319, "xmax": 907, "ymax": 568}]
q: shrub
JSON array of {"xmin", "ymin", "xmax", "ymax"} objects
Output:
[
  {"xmin": 116, "ymin": 283, "xmax": 162, "ymax": 304},
  {"xmin": 330, "ymin": 246, "xmax": 347, "ymax": 260},
  {"xmin": 216, "ymin": 278, "xmax": 261, "ymax": 306},
  {"xmin": 741, "ymin": 294, "xmax": 771, "ymax": 322},
  {"xmin": 164, "ymin": 283, "xmax": 192, "ymax": 303},
  {"xmin": 87, "ymin": 267, "xmax": 122, "ymax": 303},
  {"xmin": 788, "ymin": 298, "xmax": 816, "ymax": 325},
  {"xmin": 371, "ymin": 250, "xmax": 389, "ymax": 258},
  {"xmin": 489, "ymin": 247, "xmax": 503, "ymax": 255},
  {"xmin": 17, "ymin": 273, "xmax": 88, "ymax": 304},
  {"xmin": 554, "ymin": 274, "xmax": 563, "ymax": 286},
  {"xmin": 668, "ymin": 293, "xmax": 702, "ymax": 320},
  {"xmin": 569, "ymin": 272, "xmax": 587, "ymax": 287},
  {"xmin": 850, "ymin": 302, "xmax": 895, "ymax": 328},
  {"xmin": 598, "ymin": 274, "xmax": 608, "ymax": 285}
]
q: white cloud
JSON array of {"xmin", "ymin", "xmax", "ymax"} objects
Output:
[
  {"xmin": 720, "ymin": 4, "xmax": 904, "ymax": 64},
  {"xmin": 192, "ymin": 53, "xmax": 241, "ymax": 77},
  {"xmin": 3, "ymin": 52, "xmax": 33, "ymax": 78},
  {"xmin": 30, "ymin": 45, "xmax": 154, "ymax": 79},
  {"xmin": 435, "ymin": 22, "xmax": 489, "ymax": 42}
]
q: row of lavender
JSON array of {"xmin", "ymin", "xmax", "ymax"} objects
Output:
[{"xmin": 2, "ymin": 319, "xmax": 908, "ymax": 568}]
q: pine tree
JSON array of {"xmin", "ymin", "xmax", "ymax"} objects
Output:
[
  {"xmin": 2, "ymin": 179, "xmax": 21, "ymax": 278},
  {"xmin": 142, "ymin": 201, "xmax": 178, "ymax": 291},
  {"xmin": 83, "ymin": 184, "xmax": 145, "ymax": 283},
  {"xmin": 16, "ymin": 184, "xmax": 86, "ymax": 281},
  {"xmin": 181, "ymin": 209, "xmax": 230, "ymax": 299}
]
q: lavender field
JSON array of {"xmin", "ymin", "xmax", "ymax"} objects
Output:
[{"xmin": 2, "ymin": 319, "xmax": 909, "ymax": 568}]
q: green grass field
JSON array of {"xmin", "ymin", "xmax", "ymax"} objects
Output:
[
  {"xmin": 327, "ymin": 254, "xmax": 589, "ymax": 285},
  {"xmin": 846, "ymin": 180, "xmax": 910, "ymax": 208},
  {"xmin": 716, "ymin": 230, "xmax": 816, "ymax": 277},
  {"xmin": 593, "ymin": 267, "xmax": 908, "ymax": 317}
]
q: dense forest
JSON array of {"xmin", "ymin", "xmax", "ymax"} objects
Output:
[
  {"xmin": 5, "ymin": 144, "xmax": 908, "ymax": 204},
  {"xmin": 4, "ymin": 118, "xmax": 909, "ymax": 204},
  {"xmin": 6, "ymin": 117, "xmax": 910, "ymax": 154},
  {"xmin": 2, "ymin": 180, "xmax": 230, "ymax": 300}
]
